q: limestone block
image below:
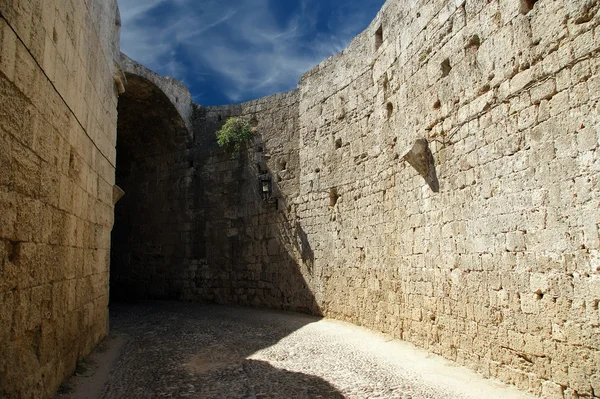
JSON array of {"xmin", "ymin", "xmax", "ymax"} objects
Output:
[
  {"xmin": 401, "ymin": 139, "xmax": 439, "ymax": 192},
  {"xmin": 549, "ymin": 90, "xmax": 570, "ymax": 116},
  {"xmin": 0, "ymin": 20, "xmax": 17, "ymax": 81}
]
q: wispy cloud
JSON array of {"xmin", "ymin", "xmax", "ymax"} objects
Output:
[{"xmin": 118, "ymin": 0, "xmax": 385, "ymax": 105}]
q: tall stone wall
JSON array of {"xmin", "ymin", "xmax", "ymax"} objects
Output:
[
  {"xmin": 168, "ymin": 0, "xmax": 600, "ymax": 397},
  {"xmin": 110, "ymin": 59, "xmax": 194, "ymax": 302},
  {"xmin": 293, "ymin": 0, "xmax": 600, "ymax": 397},
  {"xmin": 182, "ymin": 92, "xmax": 320, "ymax": 313},
  {"xmin": 3, "ymin": 0, "xmax": 590, "ymax": 396},
  {"xmin": 0, "ymin": 0, "xmax": 120, "ymax": 396}
]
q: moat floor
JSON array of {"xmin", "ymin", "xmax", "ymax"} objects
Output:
[{"xmin": 58, "ymin": 302, "xmax": 534, "ymax": 399}]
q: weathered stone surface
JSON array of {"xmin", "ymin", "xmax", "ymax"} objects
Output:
[
  {"xmin": 60, "ymin": 302, "xmax": 533, "ymax": 399},
  {"xmin": 1, "ymin": 0, "xmax": 600, "ymax": 398},
  {"xmin": 152, "ymin": 1, "xmax": 598, "ymax": 397},
  {"xmin": 0, "ymin": 0, "xmax": 120, "ymax": 397}
]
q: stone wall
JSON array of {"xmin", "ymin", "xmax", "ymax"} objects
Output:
[
  {"xmin": 181, "ymin": 92, "xmax": 321, "ymax": 313},
  {"xmin": 1, "ymin": 0, "xmax": 595, "ymax": 396},
  {"xmin": 110, "ymin": 58, "xmax": 194, "ymax": 302},
  {"xmin": 170, "ymin": 0, "xmax": 600, "ymax": 397},
  {"xmin": 293, "ymin": 0, "xmax": 600, "ymax": 397},
  {"xmin": 0, "ymin": 0, "xmax": 120, "ymax": 396}
]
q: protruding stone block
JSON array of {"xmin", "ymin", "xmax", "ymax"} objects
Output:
[
  {"xmin": 112, "ymin": 185, "xmax": 125, "ymax": 204},
  {"xmin": 401, "ymin": 138, "xmax": 439, "ymax": 192}
]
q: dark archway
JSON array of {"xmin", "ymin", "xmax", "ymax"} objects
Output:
[{"xmin": 110, "ymin": 73, "xmax": 193, "ymax": 302}]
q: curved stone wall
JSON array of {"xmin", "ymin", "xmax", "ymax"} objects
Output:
[
  {"xmin": 120, "ymin": 54, "xmax": 194, "ymax": 132},
  {"xmin": 180, "ymin": 0, "xmax": 600, "ymax": 397},
  {"xmin": 1, "ymin": 0, "xmax": 597, "ymax": 397},
  {"xmin": 299, "ymin": 0, "xmax": 600, "ymax": 396},
  {"xmin": 111, "ymin": 71, "xmax": 193, "ymax": 301}
]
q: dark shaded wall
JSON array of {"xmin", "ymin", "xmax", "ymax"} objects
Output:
[
  {"xmin": 111, "ymin": 83, "xmax": 320, "ymax": 313},
  {"xmin": 111, "ymin": 74, "xmax": 194, "ymax": 301},
  {"xmin": 183, "ymin": 91, "xmax": 320, "ymax": 314}
]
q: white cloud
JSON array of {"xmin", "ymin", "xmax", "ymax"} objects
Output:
[{"xmin": 117, "ymin": 0, "xmax": 383, "ymax": 105}]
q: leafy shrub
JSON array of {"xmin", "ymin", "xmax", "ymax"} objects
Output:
[{"xmin": 215, "ymin": 117, "xmax": 253, "ymax": 151}]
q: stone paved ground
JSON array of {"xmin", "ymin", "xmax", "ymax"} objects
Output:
[{"xmin": 58, "ymin": 302, "xmax": 535, "ymax": 399}]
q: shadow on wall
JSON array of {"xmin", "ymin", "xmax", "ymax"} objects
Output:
[
  {"xmin": 111, "ymin": 73, "xmax": 194, "ymax": 302},
  {"xmin": 106, "ymin": 302, "xmax": 344, "ymax": 398},
  {"xmin": 402, "ymin": 138, "xmax": 439, "ymax": 193},
  {"xmin": 188, "ymin": 106, "xmax": 322, "ymax": 315}
]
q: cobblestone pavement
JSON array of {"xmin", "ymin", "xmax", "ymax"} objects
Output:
[{"xmin": 61, "ymin": 302, "xmax": 534, "ymax": 399}]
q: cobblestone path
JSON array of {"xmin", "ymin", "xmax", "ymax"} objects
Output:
[{"xmin": 59, "ymin": 302, "xmax": 534, "ymax": 399}]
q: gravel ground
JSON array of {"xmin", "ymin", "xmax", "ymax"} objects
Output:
[{"xmin": 58, "ymin": 302, "xmax": 534, "ymax": 399}]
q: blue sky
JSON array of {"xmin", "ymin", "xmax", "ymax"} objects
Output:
[{"xmin": 118, "ymin": 0, "xmax": 386, "ymax": 106}]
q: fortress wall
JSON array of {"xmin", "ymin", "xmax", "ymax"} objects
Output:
[
  {"xmin": 110, "ymin": 70, "xmax": 195, "ymax": 302},
  {"xmin": 102, "ymin": 0, "xmax": 600, "ymax": 395},
  {"xmin": 0, "ymin": 0, "xmax": 120, "ymax": 396},
  {"xmin": 293, "ymin": 0, "xmax": 600, "ymax": 397},
  {"xmin": 182, "ymin": 1, "xmax": 599, "ymax": 396},
  {"xmin": 183, "ymin": 91, "xmax": 321, "ymax": 313},
  {"xmin": 0, "ymin": 0, "xmax": 592, "ymax": 396}
]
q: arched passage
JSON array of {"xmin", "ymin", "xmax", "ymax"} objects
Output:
[{"xmin": 110, "ymin": 73, "xmax": 193, "ymax": 302}]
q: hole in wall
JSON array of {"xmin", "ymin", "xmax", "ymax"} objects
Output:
[
  {"xmin": 467, "ymin": 34, "xmax": 481, "ymax": 49},
  {"xmin": 433, "ymin": 99, "xmax": 441, "ymax": 110},
  {"xmin": 217, "ymin": 115, "xmax": 222, "ymax": 121},
  {"xmin": 536, "ymin": 292, "xmax": 544, "ymax": 300},
  {"xmin": 315, "ymin": 168, "xmax": 321, "ymax": 173},
  {"xmin": 329, "ymin": 188, "xmax": 339, "ymax": 207},
  {"xmin": 8, "ymin": 241, "xmax": 21, "ymax": 264},
  {"xmin": 335, "ymin": 138, "xmax": 342, "ymax": 149},
  {"xmin": 386, "ymin": 102, "xmax": 394, "ymax": 119},
  {"xmin": 520, "ymin": 0, "xmax": 539, "ymax": 14},
  {"xmin": 441, "ymin": 59, "xmax": 452, "ymax": 78},
  {"xmin": 256, "ymin": 146, "xmax": 263, "ymax": 153},
  {"xmin": 478, "ymin": 84, "xmax": 491, "ymax": 95},
  {"xmin": 53, "ymin": 28, "xmax": 58, "ymax": 43},
  {"xmin": 375, "ymin": 25, "xmax": 383, "ymax": 50},
  {"xmin": 280, "ymin": 161, "xmax": 287, "ymax": 171}
]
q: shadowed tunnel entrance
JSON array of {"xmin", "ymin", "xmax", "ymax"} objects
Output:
[{"xmin": 110, "ymin": 73, "xmax": 193, "ymax": 302}]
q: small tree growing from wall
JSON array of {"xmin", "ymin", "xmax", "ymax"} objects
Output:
[{"xmin": 215, "ymin": 117, "xmax": 253, "ymax": 151}]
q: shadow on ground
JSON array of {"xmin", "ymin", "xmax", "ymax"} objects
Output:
[{"xmin": 100, "ymin": 302, "xmax": 342, "ymax": 399}]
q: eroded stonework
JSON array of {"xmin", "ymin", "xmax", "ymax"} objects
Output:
[
  {"xmin": 0, "ymin": 0, "xmax": 121, "ymax": 397},
  {"xmin": 172, "ymin": 0, "xmax": 599, "ymax": 397},
  {"xmin": 1, "ymin": 0, "xmax": 599, "ymax": 398}
]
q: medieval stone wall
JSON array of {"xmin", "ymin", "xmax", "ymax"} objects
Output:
[
  {"xmin": 180, "ymin": 0, "xmax": 600, "ymax": 397},
  {"xmin": 294, "ymin": 0, "xmax": 600, "ymax": 397},
  {"xmin": 0, "ymin": 0, "xmax": 120, "ymax": 396},
  {"xmin": 1, "ymin": 0, "xmax": 597, "ymax": 397},
  {"xmin": 182, "ymin": 91, "xmax": 321, "ymax": 314},
  {"xmin": 110, "ymin": 59, "xmax": 194, "ymax": 302}
]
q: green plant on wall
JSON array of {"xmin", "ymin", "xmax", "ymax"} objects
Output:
[{"xmin": 215, "ymin": 117, "xmax": 253, "ymax": 151}]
